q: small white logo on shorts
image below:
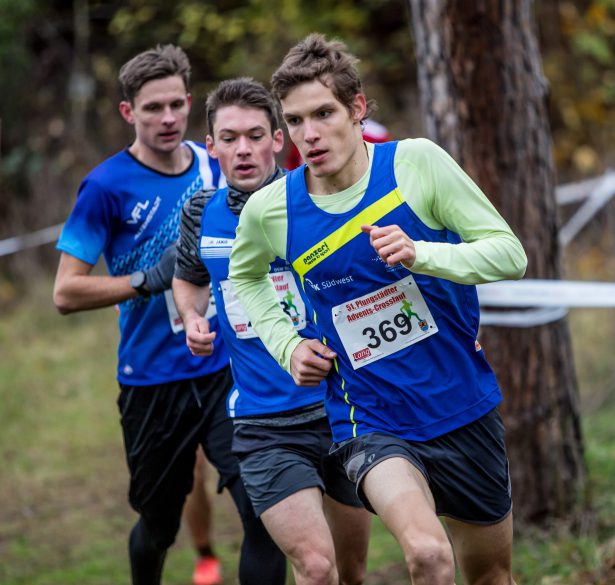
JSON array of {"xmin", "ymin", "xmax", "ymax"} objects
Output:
[{"xmin": 344, "ymin": 452, "xmax": 366, "ymax": 483}]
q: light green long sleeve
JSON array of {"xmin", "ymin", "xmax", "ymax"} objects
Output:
[{"xmin": 229, "ymin": 138, "xmax": 527, "ymax": 372}]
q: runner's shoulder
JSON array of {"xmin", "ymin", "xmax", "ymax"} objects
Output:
[
  {"xmin": 80, "ymin": 150, "xmax": 134, "ymax": 193},
  {"xmin": 182, "ymin": 186, "xmax": 217, "ymax": 221},
  {"xmin": 395, "ymin": 138, "xmax": 453, "ymax": 172},
  {"xmin": 395, "ymin": 137, "xmax": 444, "ymax": 161},
  {"xmin": 242, "ymin": 175, "xmax": 287, "ymax": 218}
]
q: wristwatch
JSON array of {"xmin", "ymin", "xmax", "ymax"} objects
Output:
[{"xmin": 129, "ymin": 271, "xmax": 150, "ymax": 297}]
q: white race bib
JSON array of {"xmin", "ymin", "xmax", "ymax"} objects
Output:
[
  {"xmin": 221, "ymin": 271, "xmax": 307, "ymax": 339},
  {"xmin": 332, "ymin": 275, "xmax": 438, "ymax": 369}
]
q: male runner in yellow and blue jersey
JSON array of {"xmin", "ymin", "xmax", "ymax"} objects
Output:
[{"xmin": 229, "ymin": 34, "xmax": 527, "ymax": 585}]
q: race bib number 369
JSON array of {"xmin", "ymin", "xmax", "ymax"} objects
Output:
[{"xmin": 332, "ymin": 275, "xmax": 438, "ymax": 369}]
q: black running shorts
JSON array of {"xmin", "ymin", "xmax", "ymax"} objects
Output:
[
  {"xmin": 335, "ymin": 408, "xmax": 512, "ymax": 524},
  {"xmin": 232, "ymin": 416, "xmax": 363, "ymax": 517},
  {"xmin": 118, "ymin": 366, "xmax": 236, "ymax": 543}
]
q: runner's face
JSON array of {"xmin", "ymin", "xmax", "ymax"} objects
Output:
[
  {"xmin": 281, "ymin": 80, "xmax": 366, "ymax": 185},
  {"xmin": 206, "ymin": 105, "xmax": 283, "ymax": 192},
  {"xmin": 120, "ymin": 75, "xmax": 190, "ymax": 156}
]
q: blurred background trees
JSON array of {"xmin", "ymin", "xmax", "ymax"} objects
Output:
[
  {"xmin": 0, "ymin": 0, "xmax": 417, "ymax": 283},
  {"xmin": 3, "ymin": 0, "xmax": 615, "ymax": 283}
]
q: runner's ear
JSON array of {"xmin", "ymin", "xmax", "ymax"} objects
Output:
[
  {"xmin": 119, "ymin": 101, "xmax": 135, "ymax": 125},
  {"xmin": 206, "ymin": 135, "xmax": 218, "ymax": 159},
  {"xmin": 350, "ymin": 94, "xmax": 367, "ymax": 124},
  {"xmin": 273, "ymin": 128, "xmax": 284, "ymax": 154}
]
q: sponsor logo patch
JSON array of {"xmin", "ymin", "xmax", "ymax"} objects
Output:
[
  {"xmin": 353, "ymin": 347, "xmax": 372, "ymax": 361},
  {"xmin": 127, "ymin": 201, "xmax": 150, "ymax": 225},
  {"xmin": 305, "ymin": 278, "xmax": 320, "ymax": 291},
  {"xmin": 302, "ymin": 241, "xmax": 330, "ymax": 266}
]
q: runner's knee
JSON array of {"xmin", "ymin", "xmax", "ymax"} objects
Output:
[
  {"xmin": 404, "ymin": 534, "xmax": 455, "ymax": 584},
  {"xmin": 137, "ymin": 509, "xmax": 181, "ymax": 551},
  {"xmin": 293, "ymin": 548, "xmax": 337, "ymax": 585}
]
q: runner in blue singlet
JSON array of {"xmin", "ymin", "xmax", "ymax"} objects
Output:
[
  {"xmin": 229, "ymin": 34, "xmax": 527, "ymax": 585},
  {"xmin": 173, "ymin": 77, "xmax": 370, "ymax": 585}
]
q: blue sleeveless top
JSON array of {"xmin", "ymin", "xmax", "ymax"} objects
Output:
[
  {"xmin": 200, "ymin": 187, "xmax": 325, "ymax": 417},
  {"xmin": 285, "ymin": 141, "xmax": 501, "ymax": 442}
]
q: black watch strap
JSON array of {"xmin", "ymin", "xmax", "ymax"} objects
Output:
[{"xmin": 130, "ymin": 271, "xmax": 150, "ymax": 297}]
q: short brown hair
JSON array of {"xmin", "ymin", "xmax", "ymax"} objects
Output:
[
  {"xmin": 205, "ymin": 77, "xmax": 281, "ymax": 136},
  {"xmin": 118, "ymin": 44, "xmax": 191, "ymax": 103},
  {"xmin": 271, "ymin": 33, "xmax": 376, "ymax": 119}
]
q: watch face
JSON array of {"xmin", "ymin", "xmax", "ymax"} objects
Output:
[{"xmin": 130, "ymin": 271, "xmax": 146, "ymax": 289}]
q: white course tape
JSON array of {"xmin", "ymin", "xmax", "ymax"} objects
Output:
[
  {"xmin": 477, "ymin": 279, "xmax": 615, "ymax": 308},
  {"xmin": 558, "ymin": 172, "xmax": 615, "ymax": 247},
  {"xmin": 480, "ymin": 307, "xmax": 568, "ymax": 327},
  {"xmin": 477, "ymin": 279, "xmax": 615, "ymax": 327},
  {"xmin": 0, "ymin": 223, "xmax": 64, "ymax": 257},
  {"xmin": 556, "ymin": 173, "xmax": 612, "ymax": 206}
]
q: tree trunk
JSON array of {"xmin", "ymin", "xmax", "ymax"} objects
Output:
[{"xmin": 408, "ymin": 0, "xmax": 589, "ymax": 528}]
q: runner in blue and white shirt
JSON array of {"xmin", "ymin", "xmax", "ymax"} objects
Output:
[{"xmin": 53, "ymin": 45, "xmax": 285, "ymax": 585}]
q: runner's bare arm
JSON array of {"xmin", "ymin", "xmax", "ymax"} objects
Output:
[
  {"xmin": 53, "ymin": 252, "xmax": 137, "ymax": 314},
  {"xmin": 172, "ymin": 277, "xmax": 216, "ymax": 356}
]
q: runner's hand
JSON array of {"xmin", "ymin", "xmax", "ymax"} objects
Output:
[
  {"xmin": 186, "ymin": 316, "xmax": 216, "ymax": 356},
  {"xmin": 290, "ymin": 339, "xmax": 336, "ymax": 386},
  {"xmin": 361, "ymin": 224, "xmax": 416, "ymax": 268}
]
